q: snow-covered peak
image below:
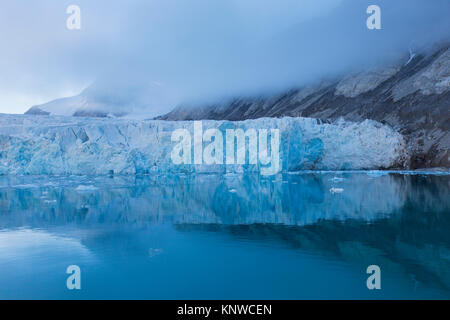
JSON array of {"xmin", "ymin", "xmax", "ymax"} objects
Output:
[{"xmin": 25, "ymin": 80, "xmax": 175, "ymax": 119}]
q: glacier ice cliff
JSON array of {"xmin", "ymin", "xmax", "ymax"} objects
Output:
[{"xmin": 0, "ymin": 114, "xmax": 406, "ymax": 175}]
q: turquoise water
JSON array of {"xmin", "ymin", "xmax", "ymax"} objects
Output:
[{"xmin": 0, "ymin": 172, "xmax": 449, "ymax": 299}]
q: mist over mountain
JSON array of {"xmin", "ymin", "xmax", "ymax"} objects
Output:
[
  {"xmin": 26, "ymin": 77, "xmax": 176, "ymax": 118},
  {"xmin": 160, "ymin": 42, "xmax": 450, "ymax": 169},
  {"xmin": 1, "ymin": 0, "xmax": 448, "ymax": 114}
]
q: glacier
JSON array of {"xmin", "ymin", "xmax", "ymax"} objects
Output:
[{"xmin": 0, "ymin": 114, "xmax": 407, "ymax": 175}]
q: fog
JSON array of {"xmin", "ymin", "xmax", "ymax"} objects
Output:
[{"xmin": 0, "ymin": 0, "xmax": 449, "ymax": 115}]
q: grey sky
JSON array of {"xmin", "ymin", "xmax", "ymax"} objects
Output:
[{"xmin": 0, "ymin": 0, "xmax": 449, "ymax": 114}]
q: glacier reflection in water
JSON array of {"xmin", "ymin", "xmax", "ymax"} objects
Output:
[{"xmin": 0, "ymin": 172, "xmax": 449, "ymax": 299}]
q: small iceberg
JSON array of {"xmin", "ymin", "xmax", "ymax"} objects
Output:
[
  {"xmin": 148, "ymin": 248, "xmax": 163, "ymax": 258},
  {"xmin": 330, "ymin": 187, "xmax": 344, "ymax": 194},
  {"xmin": 366, "ymin": 171, "xmax": 389, "ymax": 178}
]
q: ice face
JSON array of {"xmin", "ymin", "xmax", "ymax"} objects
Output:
[{"xmin": 0, "ymin": 114, "xmax": 406, "ymax": 175}]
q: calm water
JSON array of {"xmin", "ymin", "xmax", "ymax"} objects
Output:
[{"xmin": 0, "ymin": 172, "xmax": 449, "ymax": 299}]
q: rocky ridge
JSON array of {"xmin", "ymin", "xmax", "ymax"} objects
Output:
[{"xmin": 160, "ymin": 44, "xmax": 450, "ymax": 169}]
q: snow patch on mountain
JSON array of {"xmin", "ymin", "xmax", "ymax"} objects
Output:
[
  {"xmin": 393, "ymin": 47, "xmax": 450, "ymax": 101},
  {"xmin": 25, "ymin": 80, "xmax": 175, "ymax": 119},
  {"xmin": 335, "ymin": 67, "xmax": 399, "ymax": 98}
]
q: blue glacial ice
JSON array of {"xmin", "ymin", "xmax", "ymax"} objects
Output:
[{"xmin": 0, "ymin": 114, "xmax": 407, "ymax": 175}]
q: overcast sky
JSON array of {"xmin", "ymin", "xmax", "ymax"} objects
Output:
[{"xmin": 0, "ymin": 0, "xmax": 449, "ymax": 114}]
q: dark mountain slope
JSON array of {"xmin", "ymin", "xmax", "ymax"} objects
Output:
[{"xmin": 159, "ymin": 44, "xmax": 450, "ymax": 169}]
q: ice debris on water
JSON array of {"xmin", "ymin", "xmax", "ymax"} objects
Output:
[
  {"xmin": 366, "ymin": 171, "xmax": 389, "ymax": 178},
  {"xmin": 330, "ymin": 187, "xmax": 344, "ymax": 194},
  {"xmin": 330, "ymin": 177, "xmax": 345, "ymax": 182}
]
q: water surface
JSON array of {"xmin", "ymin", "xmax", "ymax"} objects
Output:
[{"xmin": 0, "ymin": 172, "xmax": 449, "ymax": 299}]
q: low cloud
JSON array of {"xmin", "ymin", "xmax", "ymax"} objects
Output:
[{"xmin": 0, "ymin": 0, "xmax": 449, "ymax": 114}]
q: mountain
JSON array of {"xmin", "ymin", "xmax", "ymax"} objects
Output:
[
  {"xmin": 159, "ymin": 44, "xmax": 450, "ymax": 169},
  {"xmin": 25, "ymin": 80, "xmax": 173, "ymax": 119},
  {"xmin": 24, "ymin": 43, "xmax": 449, "ymax": 170}
]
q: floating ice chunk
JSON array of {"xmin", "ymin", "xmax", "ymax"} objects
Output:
[
  {"xmin": 330, "ymin": 177, "xmax": 345, "ymax": 182},
  {"xmin": 366, "ymin": 171, "xmax": 388, "ymax": 177},
  {"xmin": 330, "ymin": 187, "xmax": 344, "ymax": 194},
  {"xmin": 148, "ymin": 248, "xmax": 163, "ymax": 258}
]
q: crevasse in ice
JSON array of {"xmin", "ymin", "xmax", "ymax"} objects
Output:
[{"xmin": 0, "ymin": 114, "xmax": 406, "ymax": 175}]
